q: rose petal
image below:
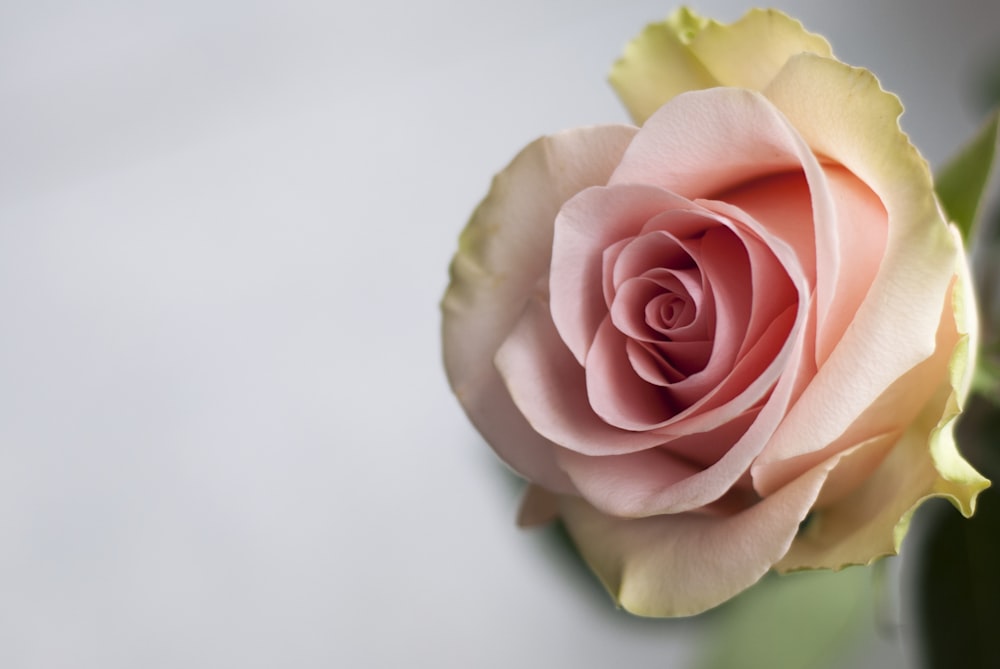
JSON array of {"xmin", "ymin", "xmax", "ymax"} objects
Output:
[
  {"xmin": 586, "ymin": 317, "xmax": 677, "ymax": 428},
  {"xmin": 777, "ymin": 232, "xmax": 988, "ymax": 570},
  {"xmin": 686, "ymin": 9, "xmax": 831, "ymax": 96},
  {"xmin": 708, "ymin": 171, "xmax": 816, "ymax": 308},
  {"xmin": 495, "ymin": 295, "xmax": 668, "ymax": 456},
  {"xmin": 610, "ymin": 268, "xmax": 703, "ymax": 342},
  {"xmin": 608, "ymin": 9, "xmax": 718, "ymax": 125},
  {"xmin": 777, "ymin": 393, "xmax": 986, "ymax": 572},
  {"xmin": 553, "ymin": 448, "xmax": 837, "ymax": 617},
  {"xmin": 551, "ymin": 184, "xmax": 709, "ymax": 365},
  {"xmin": 811, "ymin": 165, "xmax": 888, "ymax": 365},
  {"xmin": 609, "ymin": 87, "xmax": 836, "ymax": 217},
  {"xmin": 609, "ymin": 8, "xmax": 832, "ymax": 125},
  {"xmin": 753, "ymin": 54, "xmax": 965, "ymax": 476},
  {"xmin": 442, "ymin": 125, "xmax": 637, "ymax": 491},
  {"xmin": 555, "ymin": 407, "xmax": 762, "ymax": 517}
]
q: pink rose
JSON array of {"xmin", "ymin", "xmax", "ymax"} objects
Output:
[{"xmin": 442, "ymin": 8, "xmax": 987, "ymax": 616}]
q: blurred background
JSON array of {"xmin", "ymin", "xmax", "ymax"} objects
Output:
[{"xmin": 2, "ymin": 1, "xmax": 998, "ymax": 667}]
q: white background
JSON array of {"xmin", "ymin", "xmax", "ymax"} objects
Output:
[{"xmin": 2, "ymin": 1, "xmax": 998, "ymax": 667}]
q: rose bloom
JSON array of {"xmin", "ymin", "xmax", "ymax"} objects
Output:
[{"xmin": 441, "ymin": 8, "xmax": 988, "ymax": 616}]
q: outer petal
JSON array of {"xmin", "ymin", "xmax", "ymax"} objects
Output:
[
  {"xmin": 609, "ymin": 8, "xmax": 717, "ymax": 126},
  {"xmin": 777, "ymin": 230, "xmax": 989, "ymax": 570},
  {"xmin": 610, "ymin": 8, "xmax": 832, "ymax": 125},
  {"xmin": 441, "ymin": 125, "xmax": 637, "ymax": 492},
  {"xmin": 753, "ymin": 54, "xmax": 971, "ymax": 481},
  {"xmin": 553, "ymin": 451, "xmax": 839, "ymax": 617}
]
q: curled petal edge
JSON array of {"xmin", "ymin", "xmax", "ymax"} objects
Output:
[{"xmin": 777, "ymin": 229, "xmax": 988, "ymax": 571}]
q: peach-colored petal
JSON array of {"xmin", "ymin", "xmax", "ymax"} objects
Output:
[
  {"xmin": 812, "ymin": 166, "xmax": 888, "ymax": 366},
  {"xmin": 611, "ymin": 91, "xmax": 841, "ymax": 367},
  {"xmin": 711, "ymin": 171, "xmax": 817, "ymax": 304},
  {"xmin": 442, "ymin": 125, "xmax": 637, "ymax": 491},
  {"xmin": 554, "ymin": 449, "xmax": 837, "ymax": 617},
  {"xmin": 776, "ymin": 403, "xmax": 982, "ymax": 572},
  {"xmin": 610, "ymin": 88, "xmax": 823, "ymax": 198}
]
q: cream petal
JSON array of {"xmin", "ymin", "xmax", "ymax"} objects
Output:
[
  {"xmin": 609, "ymin": 8, "xmax": 831, "ymax": 125},
  {"xmin": 754, "ymin": 54, "xmax": 965, "ymax": 473},
  {"xmin": 554, "ymin": 452, "xmax": 835, "ymax": 617},
  {"xmin": 777, "ymin": 397, "xmax": 985, "ymax": 572},
  {"xmin": 442, "ymin": 125, "xmax": 637, "ymax": 491},
  {"xmin": 608, "ymin": 10, "xmax": 718, "ymax": 125},
  {"xmin": 685, "ymin": 9, "xmax": 831, "ymax": 94}
]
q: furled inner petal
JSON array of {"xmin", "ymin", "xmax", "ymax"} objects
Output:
[
  {"xmin": 496, "ymin": 294, "xmax": 673, "ymax": 457},
  {"xmin": 586, "ymin": 192, "xmax": 802, "ymax": 439},
  {"xmin": 610, "ymin": 268, "xmax": 703, "ymax": 342},
  {"xmin": 626, "ymin": 338, "xmax": 714, "ymax": 385},
  {"xmin": 552, "ymin": 184, "xmax": 704, "ymax": 365}
]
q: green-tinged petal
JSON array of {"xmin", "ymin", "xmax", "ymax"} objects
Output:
[
  {"xmin": 665, "ymin": 6, "xmax": 709, "ymax": 43},
  {"xmin": 442, "ymin": 125, "xmax": 637, "ymax": 493},
  {"xmin": 553, "ymin": 456, "xmax": 837, "ymax": 617},
  {"xmin": 936, "ymin": 109, "xmax": 1000, "ymax": 241},
  {"xmin": 696, "ymin": 568, "xmax": 872, "ymax": 669},
  {"xmin": 777, "ymin": 242, "xmax": 988, "ymax": 571},
  {"xmin": 687, "ymin": 9, "xmax": 832, "ymax": 92},
  {"xmin": 610, "ymin": 8, "xmax": 831, "ymax": 125},
  {"xmin": 924, "ymin": 231, "xmax": 987, "ymax": 513},
  {"xmin": 609, "ymin": 13, "xmax": 717, "ymax": 125}
]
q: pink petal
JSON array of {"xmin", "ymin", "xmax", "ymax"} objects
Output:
[
  {"xmin": 495, "ymin": 295, "xmax": 668, "ymax": 457},
  {"xmin": 551, "ymin": 185, "xmax": 705, "ymax": 364},
  {"xmin": 609, "ymin": 88, "xmax": 818, "ymax": 197},
  {"xmin": 586, "ymin": 317, "xmax": 678, "ymax": 429},
  {"xmin": 442, "ymin": 125, "xmax": 638, "ymax": 491}
]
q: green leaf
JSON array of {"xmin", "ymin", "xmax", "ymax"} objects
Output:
[
  {"xmin": 696, "ymin": 567, "xmax": 875, "ymax": 669},
  {"xmin": 935, "ymin": 110, "xmax": 999, "ymax": 241}
]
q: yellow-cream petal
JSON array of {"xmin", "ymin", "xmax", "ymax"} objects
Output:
[
  {"xmin": 777, "ymin": 238, "xmax": 988, "ymax": 571},
  {"xmin": 610, "ymin": 8, "xmax": 831, "ymax": 125},
  {"xmin": 753, "ymin": 54, "xmax": 966, "ymax": 485},
  {"xmin": 554, "ymin": 459, "xmax": 835, "ymax": 617}
]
